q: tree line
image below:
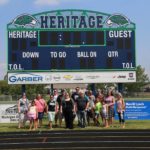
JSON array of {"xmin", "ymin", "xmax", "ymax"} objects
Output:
[{"xmin": 0, "ymin": 65, "xmax": 149, "ymax": 98}]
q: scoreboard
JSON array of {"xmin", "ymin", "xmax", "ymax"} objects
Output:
[{"xmin": 7, "ymin": 10, "xmax": 136, "ymax": 72}]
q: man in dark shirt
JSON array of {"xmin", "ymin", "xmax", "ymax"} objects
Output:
[
  {"xmin": 71, "ymin": 87, "xmax": 80, "ymax": 102},
  {"xmin": 76, "ymin": 90, "xmax": 89, "ymax": 128}
]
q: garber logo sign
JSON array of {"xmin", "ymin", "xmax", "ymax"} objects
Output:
[{"xmin": 9, "ymin": 73, "xmax": 43, "ymax": 83}]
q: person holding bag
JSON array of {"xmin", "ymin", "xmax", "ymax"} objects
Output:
[
  {"xmin": 17, "ymin": 93, "xmax": 29, "ymax": 129},
  {"xmin": 34, "ymin": 94, "xmax": 47, "ymax": 128}
]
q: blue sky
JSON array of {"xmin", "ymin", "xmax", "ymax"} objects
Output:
[{"xmin": 0, "ymin": 0, "xmax": 150, "ymax": 79}]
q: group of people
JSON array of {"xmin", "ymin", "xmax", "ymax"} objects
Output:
[
  {"xmin": 17, "ymin": 87, "xmax": 126, "ymax": 130},
  {"xmin": 18, "ymin": 93, "xmax": 47, "ymax": 130}
]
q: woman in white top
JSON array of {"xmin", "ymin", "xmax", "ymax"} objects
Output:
[
  {"xmin": 17, "ymin": 93, "xmax": 29, "ymax": 128},
  {"xmin": 116, "ymin": 92, "xmax": 126, "ymax": 128},
  {"xmin": 28, "ymin": 100, "xmax": 38, "ymax": 130},
  {"xmin": 101, "ymin": 100, "xmax": 109, "ymax": 128}
]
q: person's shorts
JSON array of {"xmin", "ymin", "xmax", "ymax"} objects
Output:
[
  {"xmin": 48, "ymin": 111, "xmax": 55, "ymax": 122},
  {"xmin": 101, "ymin": 112, "xmax": 108, "ymax": 119},
  {"xmin": 108, "ymin": 107, "xmax": 115, "ymax": 119},
  {"xmin": 94, "ymin": 112, "xmax": 100, "ymax": 118},
  {"xmin": 87, "ymin": 110, "xmax": 94, "ymax": 118},
  {"xmin": 28, "ymin": 112, "xmax": 36, "ymax": 120},
  {"xmin": 38, "ymin": 112, "xmax": 44, "ymax": 120},
  {"xmin": 18, "ymin": 113, "xmax": 25, "ymax": 122}
]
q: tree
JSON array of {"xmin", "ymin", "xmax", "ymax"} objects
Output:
[
  {"xmin": 25, "ymin": 84, "xmax": 47, "ymax": 100},
  {"xmin": 0, "ymin": 80, "xmax": 47, "ymax": 100},
  {"xmin": 87, "ymin": 65, "xmax": 149, "ymax": 93},
  {"xmin": 124, "ymin": 65, "xmax": 149, "ymax": 92},
  {"xmin": 0, "ymin": 80, "xmax": 9, "ymax": 95}
]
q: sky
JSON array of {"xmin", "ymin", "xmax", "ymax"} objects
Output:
[{"xmin": 0, "ymin": 0, "xmax": 150, "ymax": 80}]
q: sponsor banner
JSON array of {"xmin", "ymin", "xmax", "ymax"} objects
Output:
[
  {"xmin": 8, "ymin": 71, "xmax": 136, "ymax": 84},
  {"xmin": 0, "ymin": 104, "xmax": 19, "ymax": 123},
  {"xmin": 115, "ymin": 100, "xmax": 150, "ymax": 120}
]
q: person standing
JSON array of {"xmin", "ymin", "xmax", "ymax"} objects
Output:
[
  {"xmin": 97, "ymin": 93, "xmax": 105, "ymax": 122},
  {"xmin": 53, "ymin": 89, "xmax": 58, "ymax": 102},
  {"xmin": 55, "ymin": 89, "xmax": 65, "ymax": 127},
  {"xmin": 86, "ymin": 95, "xmax": 95, "ymax": 126},
  {"xmin": 87, "ymin": 90, "xmax": 95, "ymax": 102},
  {"xmin": 34, "ymin": 94, "xmax": 47, "ymax": 128},
  {"xmin": 27, "ymin": 100, "xmax": 38, "ymax": 131},
  {"xmin": 116, "ymin": 92, "xmax": 126, "ymax": 128},
  {"xmin": 101, "ymin": 100, "xmax": 109, "ymax": 128},
  {"xmin": 71, "ymin": 87, "xmax": 80, "ymax": 102},
  {"xmin": 94, "ymin": 97, "xmax": 102, "ymax": 126},
  {"xmin": 76, "ymin": 91, "xmax": 89, "ymax": 128},
  {"xmin": 17, "ymin": 93, "xmax": 29, "ymax": 128},
  {"xmin": 86, "ymin": 90, "xmax": 95, "ymax": 125},
  {"xmin": 47, "ymin": 95, "xmax": 57, "ymax": 129},
  {"xmin": 105, "ymin": 90, "xmax": 115, "ymax": 126},
  {"xmin": 62, "ymin": 92, "xmax": 75, "ymax": 129}
]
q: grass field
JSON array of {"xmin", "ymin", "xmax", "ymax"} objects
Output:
[
  {"xmin": 0, "ymin": 98, "xmax": 150, "ymax": 132},
  {"xmin": 0, "ymin": 120, "xmax": 150, "ymax": 132}
]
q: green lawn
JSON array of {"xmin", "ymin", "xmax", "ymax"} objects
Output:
[{"xmin": 0, "ymin": 120, "xmax": 150, "ymax": 132}]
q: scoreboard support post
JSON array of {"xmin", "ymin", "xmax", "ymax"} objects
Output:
[
  {"xmin": 22, "ymin": 84, "xmax": 26, "ymax": 94},
  {"xmin": 51, "ymin": 84, "xmax": 54, "ymax": 95},
  {"xmin": 90, "ymin": 83, "xmax": 96, "ymax": 95},
  {"xmin": 118, "ymin": 83, "xmax": 123, "ymax": 93}
]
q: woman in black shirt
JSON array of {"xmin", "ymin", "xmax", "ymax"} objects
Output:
[
  {"xmin": 62, "ymin": 92, "xmax": 75, "ymax": 129},
  {"xmin": 47, "ymin": 95, "xmax": 57, "ymax": 129}
]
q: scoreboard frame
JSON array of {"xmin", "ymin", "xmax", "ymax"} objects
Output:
[{"xmin": 7, "ymin": 9, "xmax": 136, "ymax": 84}]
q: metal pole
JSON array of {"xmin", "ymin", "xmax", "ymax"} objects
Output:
[
  {"xmin": 91, "ymin": 83, "xmax": 96, "ymax": 95},
  {"xmin": 118, "ymin": 83, "xmax": 123, "ymax": 93},
  {"xmin": 22, "ymin": 84, "xmax": 26, "ymax": 94},
  {"xmin": 51, "ymin": 84, "xmax": 54, "ymax": 95}
]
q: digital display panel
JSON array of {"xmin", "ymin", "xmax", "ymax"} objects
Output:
[
  {"xmin": 7, "ymin": 10, "xmax": 136, "ymax": 72},
  {"xmin": 8, "ymin": 29, "xmax": 135, "ymax": 71},
  {"xmin": 39, "ymin": 31, "xmax": 105, "ymax": 46}
]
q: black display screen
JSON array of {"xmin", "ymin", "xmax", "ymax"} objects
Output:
[
  {"xmin": 39, "ymin": 31, "xmax": 105, "ymax": 46},
  {"xmin": 8, "ymin": 30, "xmax": 135, "ymax": 71},
  {"xmin": 40, "ymin": 31, "xmax": 48, "ymax": 45}
]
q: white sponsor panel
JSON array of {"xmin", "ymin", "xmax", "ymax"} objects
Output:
[
  {"xmin": 0, "ymin": 104, "xmax": 19, "ymax": 123},
  {"xmin": 8, "ymin": 71, "xmax": 136, "ymax": 84}
]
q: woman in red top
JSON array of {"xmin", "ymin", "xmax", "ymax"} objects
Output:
[
  {"xmin": 105, "ymin": 90, "xmax": 115, "ymax": 127},
  {"xmin": 34, "ymin": 94, "xmax": 47, "ymax": 128}
]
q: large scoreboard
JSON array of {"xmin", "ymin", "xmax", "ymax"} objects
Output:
[{"xmin": 7, "ymin": 10, "xmax": 136, "ymax": 84}]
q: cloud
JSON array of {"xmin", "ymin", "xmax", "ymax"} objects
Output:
[
  {"xmin": 0, "ymin": 0, "xmax": 9, "ymax": 5},
  {"xmin": 34, "ymin": 0, "xmax": 79, "ymax": 6},
  {"xmin": 34, "ymin": 0, "xmax": 60, "ymax": 6}
]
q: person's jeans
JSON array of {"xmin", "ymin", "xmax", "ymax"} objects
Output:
[
  {"xmin": 77, "ymin": 110, "xmax": 86, "ymax": 127},
  {"xmin": 118, "ymin": 111, "xmax": 125, "ymax": 124}
]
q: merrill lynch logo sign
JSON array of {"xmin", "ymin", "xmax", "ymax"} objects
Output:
[{"xmin": 8, "ymin": 10, "xmax": 132, "ymax": 29}]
